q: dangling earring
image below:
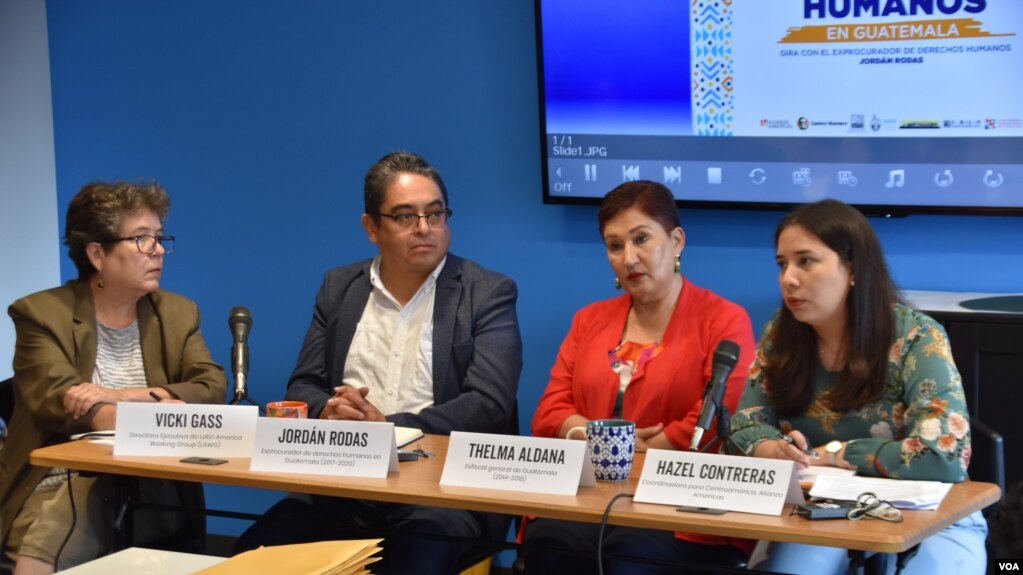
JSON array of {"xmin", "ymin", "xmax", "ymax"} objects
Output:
[
  {"xmin": 97, "ymin": 272, "xmax": 105, "ymax": 289},
  {"xmin": 614, "ymin": 276, "xmax": 622, "ymax": 290},
  {"xmin": 674, "ymin": 254, "xmax": 681, "ymax": 273}
]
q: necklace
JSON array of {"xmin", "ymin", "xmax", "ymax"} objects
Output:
[{"xmin": 818, "ymin": 342, "xmax": 845, "ymax": 370}]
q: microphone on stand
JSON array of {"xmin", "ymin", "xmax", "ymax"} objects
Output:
[
  {"xmin": 690, "ymin": 340, "xmax": 740, "ymax": 451},
  {"xmin": 228, "ymin": 306, "xmax": 252, "ymax": 405}
]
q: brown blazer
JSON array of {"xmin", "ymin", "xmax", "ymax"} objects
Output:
[{"xmin": 1, "ymin": 280, "xmax": 227, "ymax": 544}]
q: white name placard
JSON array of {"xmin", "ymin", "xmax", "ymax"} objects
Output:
[
  {"xmin": 440, "ymin": 431, "xmax": 595, "ymax": 496},
  {"xmin": 249, "ymin": 418, "xmax": 397, "ymax": 478},
  {"xmin": 634, "ymin": 449, "xmax": 803, "ymax": 516},
  {"xmin": 114, "ymin": 403, "xmax": 257, "ymax": 457}
]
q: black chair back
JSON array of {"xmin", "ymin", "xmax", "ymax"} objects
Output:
[
  {"xmin": 0, "ymin": 377, "xmax": 14, "ymax": 427},
  {"xmin": 970, "ymin": 419, "xmax": 1005, "ymax": 515}
]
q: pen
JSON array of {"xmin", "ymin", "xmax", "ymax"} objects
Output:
[
  {"xmin": 781, "ymin": 435, "xmax": 818, "ymax": 458},
  {"xmin": 149, "ymin": 391, "xmax": 163, "ymax": 402}
]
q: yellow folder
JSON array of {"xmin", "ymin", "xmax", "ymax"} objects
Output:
[{"xmin": 194, "ymin": 539, "xmax": 383, "ymax": 575}]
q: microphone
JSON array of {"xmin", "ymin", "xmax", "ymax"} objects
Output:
[
  {"xmin": 228, "ymin": 306, "xmax": 252, "ymax": 404},
  {"xmin": 690, "ymin": 340, "xmax": 740, "ymax": 451}
]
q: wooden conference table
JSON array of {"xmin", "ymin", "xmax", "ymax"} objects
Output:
[{"xmin": 30, "ymin": 434, "xmax": 1000, "ymax": 555}]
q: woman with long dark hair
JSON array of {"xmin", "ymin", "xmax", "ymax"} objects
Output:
[{"xmin": 730, "ymin": 199, "xmax": 986, "ymax": 574}]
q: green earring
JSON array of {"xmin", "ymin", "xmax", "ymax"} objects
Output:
[
  {"xmin": 674, "ymin": 254, "xmax": 681, "ymax": 273},
  {"xmin": 615, "ymin": 277, "xmax": 622, "ymax": 290}
]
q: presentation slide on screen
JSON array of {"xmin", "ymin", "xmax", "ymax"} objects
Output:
[
  {"xmin": 733, "ymin": 0, "xmax": 1021, "ymax": 138},
  {"xmin": 542, "ymin": 0, "xmax": 1021, "ymax": 139},
  {"xmin": 540, "ymin": 0, "xmax": 1022, "ymax": 208}
]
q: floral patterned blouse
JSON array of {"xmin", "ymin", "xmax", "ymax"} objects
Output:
[
  {"xmin": 608, "ymin": 340, "xmax": 663, "ymax": 418},
  {"xmin": 730, "ymin": 303, "xmax": 971, "ymax": 483}
]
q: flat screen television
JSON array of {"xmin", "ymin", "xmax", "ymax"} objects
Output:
[{"xmin": 536, "ymin": 0, "xmax": 1023, "ymax": 215}]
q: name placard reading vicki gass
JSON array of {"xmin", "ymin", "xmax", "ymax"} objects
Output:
[
  {"xmin": 114, "ymin": 403, "xmax": 257, "ymax": 457},
  {"xmin": 440, "ymin": 432, "xmax": 595, "ymax": 496},
  {"xmin": 634, "ymin": 449, "xmax": 803, "ymax": 516},
  {"xmin": 249, "ymin": 419, "xmax": 398, "ymax": 478}
]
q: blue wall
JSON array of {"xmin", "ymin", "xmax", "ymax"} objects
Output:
[{"xmin": 45, "ymin": 0, "xmax": 1023, "ymax": 535}]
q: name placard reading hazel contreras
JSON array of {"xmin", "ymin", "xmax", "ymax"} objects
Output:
[
  {"xmin": 634, "ymin": 449, "xmax": 804, "ymax": 516},
  {"xmin": 440, "ymin": 431, "xmax": 594, "ymax": 496},
  {"xmin": 114, "ymin": 403, "xmax": 257, "ymax": 457},
  {"xmin": 249, "ymin": 418, "xmax": 398, "ymax": 478}
]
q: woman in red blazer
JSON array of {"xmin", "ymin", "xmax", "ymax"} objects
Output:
[{"xmin": 522, "ymin": 181, "xmax": 756, "ymax": 574}]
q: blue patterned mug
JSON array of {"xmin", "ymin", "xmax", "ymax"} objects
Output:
[{"xmin": 569, "ymin": 419, "xmax": 636, "ymax": 482}]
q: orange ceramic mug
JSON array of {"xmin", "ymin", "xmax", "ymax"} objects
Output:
[{"xmin": 265, "ymin": 400, "xmax": 308, "ymax": 418}]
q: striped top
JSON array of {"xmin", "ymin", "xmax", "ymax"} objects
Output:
[
  {"xmin": 93, "ymin": 320, "xmax": 147, "ymax": 390},
  {"xmin": 38, "ymin": 320, "xmax": 147, "ymax": 489}
]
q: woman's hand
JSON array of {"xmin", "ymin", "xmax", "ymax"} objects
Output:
[
  {"xmin": 63, "ymin": 383, "xmax": 118, "ymax": 420},
  {"xmin": 809, "ymin": 441, "xmax": 854, "ymax": 469},
  {"xmin": 559, "ymin": 415, "xmax": 591, "ymax": 440},
  {"xmin": 65, "ymin": 384, "xmax": 179, "ymax": 420},
  {"xmin": 635, "ymin": 423, "xmax": 667, "ymax": 452},
  {"xmin": 753, "ymin": 430, "xmax": 814, "ymax": 470}
]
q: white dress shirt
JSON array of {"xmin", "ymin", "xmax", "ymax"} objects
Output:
[{"xmin": 342, "ymin": 255, "xmax": 446, "ymax": 416}]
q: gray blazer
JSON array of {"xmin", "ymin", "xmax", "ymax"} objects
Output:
[{"xmin": 286, "ymin": 254, "xmax": 522, "ymax": 435}]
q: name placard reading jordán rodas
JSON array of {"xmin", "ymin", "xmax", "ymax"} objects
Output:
[
  {"xmin": 441, "ymin": 431, "xmax": 595, "ymax": 496},
  {"xmin": 114, "ymin": 403, "xmax": 257, "ymax": 457},
  {"xmin": 249, "ymin": 418, "xmax": 398, "ymax": 478},
  {"xmin": 634, "ymin": 449, "xmax": 804, "ymax": 515}
]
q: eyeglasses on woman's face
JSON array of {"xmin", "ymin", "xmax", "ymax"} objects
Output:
[{"xmin": 106, "ymin": 234, "xmax": 175, "ymax": 255}]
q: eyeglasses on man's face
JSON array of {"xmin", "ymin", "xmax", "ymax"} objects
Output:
[
  {"xmin": 374, "ymin": 209, "xmax": 453, "ymax": 229},
  {"xmin": 106, "ymin": 234, "xmax": 175, "ymax": 255}
]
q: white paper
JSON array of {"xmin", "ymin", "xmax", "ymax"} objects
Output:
[
  {"xmin": 71, "ymin": 430, "xmax": 115, "ymax": 440},
  {"xmin": 395, "ymin": 426, "xmax": 424, "ymax": 448},
  {"xmin": 798, "ymin": 465, "xmax": 857, "ymax": 485},
  {"xmin": 809, "ymin": 474, "xmax": 953, "ymax": 510},
  {"xmin": 441, "ymin": 431, "xmax": 594, "ymax": 496},
  {"xmin": 57, "ymin": 547, "xmax": 224, "ymax": 575}
]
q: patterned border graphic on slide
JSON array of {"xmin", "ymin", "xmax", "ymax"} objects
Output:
[{"xmin": 693, "ymin": 0, "xmax": 734, "ymax": 136}]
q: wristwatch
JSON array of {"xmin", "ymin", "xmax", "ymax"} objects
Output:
[{"xmin": 825, "ymin": 440, "xmax": 843, "ymax": 466}]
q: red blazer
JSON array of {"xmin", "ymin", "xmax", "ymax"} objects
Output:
[
  {"xmin": 526, "ymin": 278, "xmax": 757, "ymax": 552},
  {"xmin": 532, "ymin": 278, "xmax": 755, "ymax": 451}
]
